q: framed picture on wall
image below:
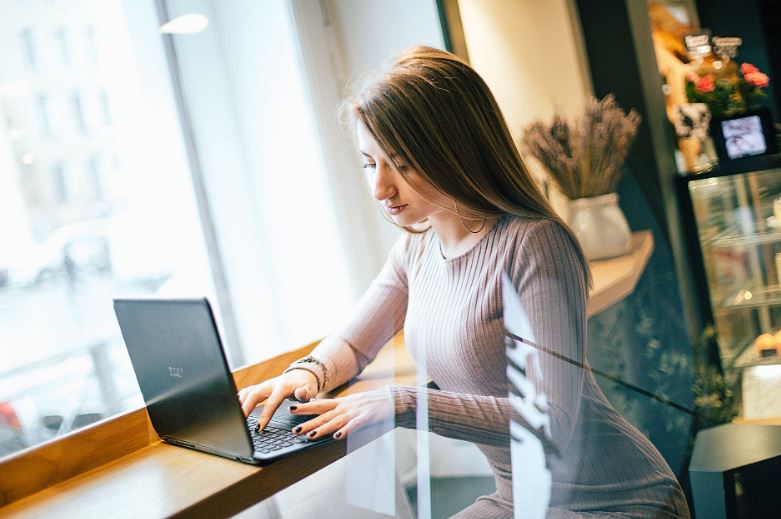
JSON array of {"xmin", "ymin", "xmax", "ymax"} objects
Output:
[{"xmin": 710, "ymin": 107, "xmax": 778, "ymax": 161}]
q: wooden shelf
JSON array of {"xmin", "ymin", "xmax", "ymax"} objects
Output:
[{"xmin": 586, "ymin": 231, "xmax": 654, "ymax": 317}]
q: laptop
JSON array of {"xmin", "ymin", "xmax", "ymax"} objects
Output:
[{"xmin": 113, "ymin": 297, "xmax": 332, "ymax": 465}]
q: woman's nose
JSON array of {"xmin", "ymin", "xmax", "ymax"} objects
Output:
[{"xmin": 372, "ymin": 163, "xmax": 396, "ymax": 201}]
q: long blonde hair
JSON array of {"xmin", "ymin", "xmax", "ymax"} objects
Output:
[{"xmin": 341, "ymin": 46, "xmax": 591, "ymax": 287}]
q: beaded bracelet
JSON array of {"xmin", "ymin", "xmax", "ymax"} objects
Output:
[{"xmin": 283, "ymin": 355, "xmax": 328, "ymax": 393}]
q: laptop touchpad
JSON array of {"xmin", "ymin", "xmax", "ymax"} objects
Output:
[{"xmin": 258, "ymin": 400, "xmax": 319, "ymax": 427}]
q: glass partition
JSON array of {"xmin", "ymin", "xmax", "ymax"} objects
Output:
[{"xmin": 2, "ymin": 2, "xmax": 705, "ymax": 518}]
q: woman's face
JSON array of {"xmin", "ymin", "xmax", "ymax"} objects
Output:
[{"xmin": 356, "ymin": 121, "xmax": 447, "ymax": 226}]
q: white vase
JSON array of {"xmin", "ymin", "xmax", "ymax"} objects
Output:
[{"xmin": 568, "ymin": 193, "xmax": 632, "ymax": 260}]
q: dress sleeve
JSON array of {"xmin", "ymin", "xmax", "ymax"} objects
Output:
[
  {"xmin": 390, "ymin": 219, "xmax": 587, "ymax": 450},
  {"xmin": 391, "ymin": 385, "xmax": 511, "ymax": 448},
  {"xmin": 307, "ymin": 232, "xmax": 412, "ymax": 391}
]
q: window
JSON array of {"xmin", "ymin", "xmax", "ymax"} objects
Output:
[
  {"xmin": 52, "ymin": 162, "xmax": 68, "ymax": 202},
  {"xmin": 54, "ymin": 27, "xmax": 69, "ymax": 65},
  {"xmin": 87, "ymin": 155, "xmax": 102, "ymax": 200},
  {"xmin": 83, "ymin": 26, "xmax": 97, "ymax": 64},
  {"xmin": 70, "ymin": 92, "xmax": 86, "ymax": 133},
  {"xmin": 0, "ymin": 0, "xmax": 374, "ymax": 468},
  {"xmin": 0, "ymin": 1, "xmax": 216, "ymax": 459},
  {"xmin": 99, "ymin": 90, "xmax": 111, "ymax": 126},
  {"xmin": 163, "ymin": 0, "xmax": 354, "ymax": 362},
  {"xmin": 19, "ymin": 29, "xmax": 36, "ymax": 69},
  {"xmin": 35, "ymin": 94, "xmax": 51, "ymax": 135}
]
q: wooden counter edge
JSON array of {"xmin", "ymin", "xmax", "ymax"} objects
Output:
[
  {"xmin": 169, "ymin": 439, "xmax": 350, "ymax": 519},
  {"xmin": 0, "ymin": 341, "xmax": 317, "ymax": 508}
]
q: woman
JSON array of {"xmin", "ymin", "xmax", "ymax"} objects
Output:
[{"xmin": 238, "ymin": 46, "xmax": 689, "ymax": 518}]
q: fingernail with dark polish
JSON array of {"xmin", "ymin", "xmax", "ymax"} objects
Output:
[
  {"xmin": 308, "ymin": 431, "xmax": 316, "ymax": 438},
  {"xmin": 289, "ymin": 405, "xmax": 298, "ymax": 411},
  {"xmin": 334, "ymin": 432, "xmax": 341, "ymax": 439},
  {"xmin": 294, "ymin": 426, "xmax": 302, "ymax": 433},
  {"xmin": 255, "ymin": 424, "xmax": 259, "ymax": 432}
]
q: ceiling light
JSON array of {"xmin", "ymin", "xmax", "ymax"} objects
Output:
[{"xmin": 160, "ymin": 14, "xmax": 209, "ymax": 34}]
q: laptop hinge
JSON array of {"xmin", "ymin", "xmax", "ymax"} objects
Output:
[{"xmin": 161, "ymin": 436, "xmax": 254, "ymax": 462}]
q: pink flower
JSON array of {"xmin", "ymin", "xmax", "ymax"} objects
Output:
[
  {"xmin": 741, "ymin": 63, "xmax": 759, "ymax": 75},
  {"xmin": 695, "ymin": 75, "xmax": 715, "ymax": 93},
  {"xmin": 744, "ymin": 71, "xmax": 769, "ymax": 88}
]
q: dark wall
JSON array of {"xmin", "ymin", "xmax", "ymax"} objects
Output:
[
  {"xmin": 757, "ymin": 0, "xmax": 781, "ymax": 121},
  {"xmin": 574, "ymin": 0, "xmax": 705, "ymax": 333},
  {"xmin": 574, "ymin": 0, "xmax": 670, "ymax": 233}
]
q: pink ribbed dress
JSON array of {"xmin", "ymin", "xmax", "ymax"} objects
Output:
[{"xmin": 307, "ymin": 214, "xmax": 690, "ymax": 518}]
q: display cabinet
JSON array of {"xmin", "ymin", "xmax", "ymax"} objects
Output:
[{"xmin": 679, "ymin": 155, "xmax": 781, "ymax": 420}]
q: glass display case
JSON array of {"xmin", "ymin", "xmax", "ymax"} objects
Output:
[{"xmin": 681, "ymin": 157, "xmax": 781, "ymax": 420}]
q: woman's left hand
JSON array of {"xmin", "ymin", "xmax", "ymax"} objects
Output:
[{"xmin": 288, "ymin": 389, "xmax": 394, "ymax": 441}]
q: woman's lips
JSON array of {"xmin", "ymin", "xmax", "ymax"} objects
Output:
[{"xmin": 387, "ymin": 204, "xmax": 408, "ymax": 215}]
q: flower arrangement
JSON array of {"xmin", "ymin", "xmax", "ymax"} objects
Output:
[
  {"xmin": 686, "ymin": 62, "xmax": 770, "ymax": 118},
  {"xmin": 521, "ymin": 95, "xmax": 642, "ymax": 199}
]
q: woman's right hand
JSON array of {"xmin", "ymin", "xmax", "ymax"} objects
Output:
[{"xmin": 238, "ymin": 369, "xmax": 319, "ymax": 431}]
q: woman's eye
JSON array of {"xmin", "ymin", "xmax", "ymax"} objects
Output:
[{"xmin": 362, "ymin": 163, "xmax": 376, "ymax": 170}]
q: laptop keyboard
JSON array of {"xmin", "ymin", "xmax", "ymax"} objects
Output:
[{"xmin": 246, "ymin": 414, "xmax": 309, "ymax": 454}]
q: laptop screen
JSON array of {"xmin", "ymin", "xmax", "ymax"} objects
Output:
[{"xmin": 113, "ymin": 298, "xmax": 253, "ymax": 459}]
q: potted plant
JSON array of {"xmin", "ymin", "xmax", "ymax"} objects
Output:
[
  {"xmin": 686, "ymin": 63, "xmax": 775, "ymax": 162},
  {"xmin": 521, "ymin": 95, "xmax": 642, "ymax": 260},
  {"xmin": 685, "ymin": 62, "xmax": 770, "ymax": 118}
]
